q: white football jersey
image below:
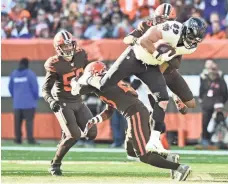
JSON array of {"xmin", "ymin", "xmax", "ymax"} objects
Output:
[{"xmin": 133, "ymin": 21, "xmax": 195, "ymax": 65}]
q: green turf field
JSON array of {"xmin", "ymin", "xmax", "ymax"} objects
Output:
[{"xmin": 1, "ymin": 141, "xmax": 228, "ymax": 184}]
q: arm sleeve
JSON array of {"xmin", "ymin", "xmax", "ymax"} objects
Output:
[
  {"xmin": 42, "ymin": 71, "xmax": 57, "ymax": 104},
  {"xmin": 29, "ymin": 71, "xmax": 39, "ymax": 100},
  {"xmin": 128, "ymin": 20, "xmax": 151, "ymax": 38}
]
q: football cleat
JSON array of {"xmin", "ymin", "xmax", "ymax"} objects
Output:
[
  {"xmin": 166, "ymin": 153, "xmax": 180, "ymax": 179},
  {"xmin": 172, "ymin": 94, "xmax": 188, "ymax": 114},
  {"xmin": 174, "ymin": 164, "xmax": 192, "ymax": 181},
  {"xmin": 48, "ymin": 160, "xmax": 62, "ymax": 176}
]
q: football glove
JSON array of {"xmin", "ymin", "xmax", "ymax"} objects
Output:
[
  {"xmin": 84, "ymin": 116, "xmax": 102, "ymax": 135},
  {"xmin": 50, "ymin": 100, "xmax": 61, "ymax": 112},
  {"xmin": 71, "ymin": 77, "xmax": 81, "ymax": 96}
]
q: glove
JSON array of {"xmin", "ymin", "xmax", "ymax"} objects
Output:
[
  {"xmin": 83, "ymin": 116, "xmax": 102, "ymax": 135},
  {"xmin": 78, "ymin": 72, "xmax": 92, "ymax": 86},
  {"xmin": 50, "ymin": 100, "xmax": 61, "ymax": 112},
  {"xmin": 71, "ymin": 77, "xmax": 81, "ymax": 96},
  {"xmin": 159, "ymin": 50, "xmax": 177, "ymax": 62},
  {"xmin": 123, "ymin": 35, "xmax": 138, "ymax": 46}
]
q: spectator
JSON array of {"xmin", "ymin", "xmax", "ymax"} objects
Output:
[
  {"xmin": 203, "ymin": 0, "xmax": 227, "ymax": 23},
  {"xmin": 8, "ymin": 58, "xmax": 39, "ymax": 144},
  {"xmin": 207, "ymin": 103, "xmax": 228, "ymax": 149},
  {"xmin": 72, "ymin": 22, "xmax": 83, "ymax": 39},
  {"xmin": 193, "ymin": 0, "xmax": 205, "ymax": 10},
  {"xmin": 118, "ymin": 0, "xmax": 138, "ymax": 20},
  {"xmin": 37, "ymin": 23, "xmax": 50, "ymax": 38},
  {"xmin": 105, "ymin": 13, "xmax": 122, "ymax": 38},
  {"xmin": 113, "ymin": 16, "xmax": 133, "ymax": 38},
  {"xmin": 10, "ymin": 18, "xmax": 32, "ymax": 39},
  {"xmin": 207, "ymin": 12, "xmax": 226, "ymax": 33},
  {"xmin": 58, "ymin": 16, "xmax": 73, "ymax": 33},
  {"xmin": 84, "ymin": 15, "xmax": 107, "ymax": 40},
  {"xmin": 199, "ymin": 61, "xmax": 228, "ymax": 146},
  {"xmin": 205, "ymin": 22, "xmax": 226, "ymax": 39}
]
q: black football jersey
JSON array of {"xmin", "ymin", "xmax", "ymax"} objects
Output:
[
  {"xmin": 42, "ymin": 49, "xmax": 88, "ymax": 103},
  {"xmin": 80, "ymin": 81, "xmax": 142, "ymax": 116}
]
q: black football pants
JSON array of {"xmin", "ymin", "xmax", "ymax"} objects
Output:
[
  {"xmin": 53, "ymin": 101, "xmax": 97, "ymax": 164},
  {"xmin": 100, "ymin": 47, "xmax": 169, "ymax": 133}
]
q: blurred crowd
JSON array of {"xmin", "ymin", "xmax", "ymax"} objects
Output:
[{"xmin": 1, "ymin": 0, "xmax": 228, "ymax": 40}]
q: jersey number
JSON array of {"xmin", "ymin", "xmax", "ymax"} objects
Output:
[
  {"xmin": 172, "ymin": 24, "xmax": 180, "ymax": 35},
  {"xmin": 63, "ymin": 68, "xmax": 84, "ymax": 91}
]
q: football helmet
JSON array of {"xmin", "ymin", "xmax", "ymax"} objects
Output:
[
  {"xmin": 84, "ymin": 61, "xmax": 107, "ymax": 76},
  {"xmin": 182, "ymin": 17, "xmax": 207, "ymax": 49},
  {"xmin": 53, "ymin": 30, "xmax": 76, "ymax": 60},
  {"xmin": 154, "ymin": 3, "xmax": 176, "ymax": 25}
]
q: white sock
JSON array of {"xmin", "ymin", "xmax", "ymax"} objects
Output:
[{"xmin": 150, "ymin": 130, "xmax": 161, "ymax": 140}]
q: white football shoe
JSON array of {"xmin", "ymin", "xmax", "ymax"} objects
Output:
[{"xmin": 146, "ymin": 130, "xmax": 169, "ymax": 154}]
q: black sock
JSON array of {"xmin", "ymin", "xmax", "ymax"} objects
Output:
[{"xmin": 140, "ymin": 152, "xmax": 180, "ymax": 170}]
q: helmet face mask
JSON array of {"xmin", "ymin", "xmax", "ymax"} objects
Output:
[{"xmin": 58, "ymin": 41, "xmax": 75, "ymax": 59}]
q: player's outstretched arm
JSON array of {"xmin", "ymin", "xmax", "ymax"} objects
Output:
[
  {"xmin": 123, "ymin": 21, "xmax": 146, "ymax": 45},
  {"xmin": 84, "ymin": 105, "xmax": 114, "ymax": 135},
  {"xmin": 42, "ymin": 71, "xmax": 57, "ymax": 104}
]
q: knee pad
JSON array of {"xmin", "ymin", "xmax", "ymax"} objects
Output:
[{"xmin": 158, "ymin": 101, "xmax": 169, "ymax": 111}]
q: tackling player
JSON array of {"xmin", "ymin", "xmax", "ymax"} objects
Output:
[
  {"xmin": 78, "ymin": 14, "xmax": 207, "ymax": 152},
  {"xmin": 71, "ymin": 61, "xmax": 192, "ymax": 181},
  {"xmin": 42, "ymin": 30, "xmax": 97, "ymax": 176},
  {"xmin": 124, "ymin": 3, "xmax": 196, "ymax": 115}
]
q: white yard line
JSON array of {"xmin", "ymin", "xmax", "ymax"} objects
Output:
[{"xmin": 2, "ymin": 146, "xmax": 228, "ymax": 155}]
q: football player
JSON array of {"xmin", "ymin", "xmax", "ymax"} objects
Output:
[
  {"xmin": 71, "ymin": 61, "xmax": 191, "ymax": 181},
  {"xmin": 42, "ymin": 30, "xmax": 97, "ymax": 176},
  {"xmin": 79, "ymin": 14, "xmax": 207, "ymax": 152},
  {"xmin": 124, "ymin": 3, "xmax": 196, "ymax": 115}
]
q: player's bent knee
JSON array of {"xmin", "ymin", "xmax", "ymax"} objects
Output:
[
  {"xmin": 158, "ymin": 100, "xmax": 169, "ymax": 111},
  {"xmin": 184, "ymin": 98, "xmax": 196, "ymax": 108}
]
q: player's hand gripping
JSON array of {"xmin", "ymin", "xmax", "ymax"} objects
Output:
[
  {"xmin": 84, "ymin": 116, "xmax": 101, "ymax": 135},
  {"xmin": 49, "ymin": 100, "xmax": 61, "ymax": 112},
  {"xmin": 71, "ymin": 77, "xmax": 81, "ymax": 96}
]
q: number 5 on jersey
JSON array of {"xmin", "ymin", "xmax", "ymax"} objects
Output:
[{"xmin": 63, "ymin": 68, "xmax": 83, "ymax": 91}]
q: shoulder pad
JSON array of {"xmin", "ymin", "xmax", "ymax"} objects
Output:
[
  {"xmin": 157, "ymin": 21, "xmax": 183, "ymax": 47},
  {"xmin": 44, "ymin": 56, "xmax": 59, "ymax": 72},
  {"xmin": 75, "ymin": 48, "xmax": 88, "ymax": 59}
]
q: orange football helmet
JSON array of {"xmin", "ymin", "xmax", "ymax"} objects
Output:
[
  {"xmin": 154, "ymin": 3, "xmax": 176, "ymax": 25},
  {"xmin": 53, "ymin": 30, "xmax": 76, "ymax": 59},
  {"xmin": 84, "ymin": 61, "xmax": 107, "ymax": 76}
]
